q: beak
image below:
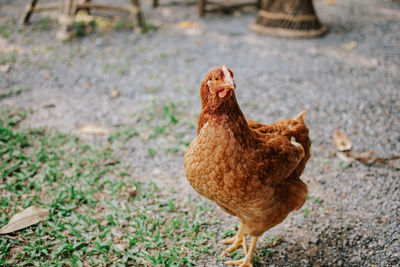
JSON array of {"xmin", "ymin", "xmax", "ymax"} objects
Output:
[{"xmin": 223, "ymin": 84, "xmax": 235, "ymax": 90}]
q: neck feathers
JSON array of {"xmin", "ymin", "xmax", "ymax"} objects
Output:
[{"xmin": 197, "ymin": 96, "xmax": 253, "ymax": 146}]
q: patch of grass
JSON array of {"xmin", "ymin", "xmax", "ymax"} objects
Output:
[
  {"xmin": 45, "ymin": 45, "xmax": 53, "ymax": 52},
  {"xmin": 143, "ymin": 100, "xmax": 181, "ymax": 138},
  {"xmin": 109, "ymin": 99, "xmax": 195, "ymax": 155},
  {"xmin": 0, "ymin": 87, "xmax": 29, "ymax": 99},
  {"xmin": 264, "ymin": 236, "xmax": 282, "ymax": 247},
  {"xmin": 338, "ymin": 160, "xmax": 351, "ymax": 169},
  {"xmin": 0, "ymin": 108, "xmax": 219, "ymax": 266},
  {"xmin": 0, "ymin": 51, "xmax": 17, "ymax": 65},
  {"xmin": 147, "ymin": 148, "xmax": 157, "ymax": 158},
  {"xmin": 141, "ymin": 22, "xmax": 157, "ymax": 33},
  {"xmin": 37, "ymin": 16, "xmax": 52, "ymax": 31},
  {"xmin": 259, "ymin": 249, "xmax": 272, "ymax": 256},
  {"xmin": 221, "ymin": 228, "xmax": 237, "ymax": 239},
  {"xmin": 0, "ymin": 25, "xmax": 11, "ymax": 38},
  {"xmin": 308, "ymin": 195, "xmax": 323, "ymax": 204},
  {"xmin": 73, "ymin": 21, "xmax": 87, "ymax": 37},
  {"xmin": 117, "ymin": 68, "xmax": 126, "ymax": 76},
  {"xmin": 302, "ymin": 207, "xmax": 310, "ymax": 217},
  {"xmin": 108, "ymin": 126, "xmax": 139, "ymax": 143},
  {"xmin": 112, "ymin": 18, "xmax": 134, "ymax": 31},
  {"xmin": 103, "ymin": 63, "xmax": 126, "ymax": 76},
  {"xmin": 140, "ymin": 100, "xmax": 194, "ymax": 154}
]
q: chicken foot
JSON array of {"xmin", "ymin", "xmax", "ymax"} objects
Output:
[
  {"xmin": 220, "ymin": 224, "xmax": 248, "ymax": 256},
  {"xmin": 225, "ymin": 236, "xmax": 258, "ymax": 267}
]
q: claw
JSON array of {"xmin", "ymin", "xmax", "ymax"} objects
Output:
[
  {"xmin": 221, "ymin": 224, "xmax": 246, "ymax": 256},
  {"xmin": 220, "ymin": 236, "xmax": 237, "ymax": 244},
  {"xmin": 224, "ymin": 259, "xmax": 253, "ymax": 267},
  {"xmin": 221, "ymin": 235, "xmax": 243, "ymax": 257},
  {"xmin": 224, "ymin": 236, "xmax": 258, "ymax": 267}
]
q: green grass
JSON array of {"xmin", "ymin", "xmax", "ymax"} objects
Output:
[
  {"xmin": 0, "ymin": 87, "xmax": 29, "ymax": 100},
  {"xmin": 0, "ymin": 51, "xmax": 17, "ymax": 65},
  {"xmin": 108, "ymin": 126, "xmax": 139, "ymax": 143},
  {"xmin": 0, "ymin": 25, "xmax": 11, "ymax": 38},
  {"xmin": 0, "ymin": 108, "xmax": 219, "ymax": 266},
  {"xmin": 103, "ymin": 63, "xmax": 126, "ymax": 77},
  {"xmin": 38, "ymin": 17, "xmax": 52, "ymax": 30},
  {"xmin": 109, "ymin": 99, "xmax": 195, "ymax": 156}
]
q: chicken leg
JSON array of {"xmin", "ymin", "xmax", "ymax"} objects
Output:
[
  {"xmin": 220, "ymin": 223, "xmax": 248, "ymax": 256},
  {"xmin": 225, "ymin": 236, "xmax": 258, "ymax": 267}
]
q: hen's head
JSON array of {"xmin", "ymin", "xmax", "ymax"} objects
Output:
[{"xmin": 200, "ymin": 65, "xmax": 236, "ymax": 110}]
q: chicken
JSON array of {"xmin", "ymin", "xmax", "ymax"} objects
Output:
[{"xmin": 184, "ymin": 65, "xmax": 311, "ymax": 267}]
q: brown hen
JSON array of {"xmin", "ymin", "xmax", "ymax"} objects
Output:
[{"xmin": 184, "ymin": 65, "xmax": 311, "ymax": 267}]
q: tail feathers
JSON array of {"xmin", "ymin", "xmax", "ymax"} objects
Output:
[{"xmin": 294, "ymin": 111, "xmax": 307, "ymax": 122}]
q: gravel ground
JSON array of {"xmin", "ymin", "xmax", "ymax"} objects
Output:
[{"xmin": 1, "ymin": 0, "xmax": 399, "ymax": 266}]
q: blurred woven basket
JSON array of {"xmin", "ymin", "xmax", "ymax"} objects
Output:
[{"xmin": 250, "ymin": 0, "xmax": 327, "ymax": 38}]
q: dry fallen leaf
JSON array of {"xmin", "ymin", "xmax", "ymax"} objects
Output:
[
  {"xmin": 127, "ymin": 186, "xmax": 137, "ymax": 198},
  {"xmin": 111, "ymin": 87, "xmax": 120, "ymax": 98},
  {"xmin": 0, "ymin": 205, "xmax": 49, "ymax": 234},
  {"xmin": 93, "ymin": 192, "xmax": 106, "ymax": 201},
  {"xmin": 349, "ymin": 151, "xmax": 375, "ymax": 164},
  {"xmin": 379, "ymin": 216, "xmax": 388, "ymax": 223},
  {"xmin": 0, "ymin": 207, "xmax": 9, "ymax": 217},
  {"xmin": 341, "ymin": 41, "xmax": 358, "ymax": 51},
  {"xmin": 79, "ymin": 124, "xmax": 110, "ymax": 135},
  {"xmin": 81, "ymin": 82, "xmax": 93, "ymax": 89},
  {"xmin": 336, "ymin": 151, "xmax": 355, "ymax": 166},
  {"xmin": 382, "ymin": 157, "xmax": 400, "ymax": 170},
  {"xmin": 178, "ymin": 21, "xmax": 199, "ymax": 28},
  {"xmin": 322, "ymin": 0, "xmax": 336, "ymax": 5},
  {"xmin": 0, "ymin": 64, "xmax": 10, "ymax": 73},
  {"xmin": 333, "ymin": 130, "xmax": 352, "ymax": 151},
  {"xmin": 101, "ymin": 158, "xmax": 119, "ymax": 166},
  {"xmin": 42, "ymin": 70, "xmax": 52, "ymax": 80},
  {"xmin": 43, "ymin": 103, "xmax": 56, "ymax": 109}
]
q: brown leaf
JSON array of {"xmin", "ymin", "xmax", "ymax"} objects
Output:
[
  {"xmin": 93, "ymin": 193, "xmax": 106, "ymax": 201},
  {"xmin": 322, "ymin": 0, "xmax": 336, "ymax": 5},
  {"xmin": 336, "ymin": 151, "xmax": 355, "ymax": 165},
  {"xmin": 386, "ymin": 158, "xmax": 400, "ymax": 170},
  {"xmin": 373, "ymin": 155, "xmax": 400, "ymax": 165},
  {"xmin": 0, "ymin": 64, "xmax": 10, "ymax": 73},
  {"xmin": 379, "ymin": 216, "xmax": 388, "ymax": 223},
  {"xmin": 347, "ymin": 150, "xmax": 399, "ymax": 168},
  {"xmin": 101, "ymin": 158, "xmax": 119, "ymax": 166},
  {"xmin": 127, "ymin": 186, "xmax": 137, "ymax": 198},
  {"xmin": 81, "ymin": 82, "xmax": 93, "ymax": 89},
  {"xmin": 0, "ymin": 207, "xmax": 9, "ymax": 217},
  {"xmin": 333, "ymin": 130, "xmax": 352, "ymax": 151},
  {"xmin": 79, "ymin": 124, "xmax": 110, "ymax": 135},
  {"xmin": 42, "ymin": 71, "xmax": 51, "ymax": 80},
  {"xmin": 43, "ymin": 103, "xmax": 56, "ymax": 109},
  {"xmin": 356, "ymin": 153, "xmax": 400, "ymax": 168},
  {"xmin": 177, "ymin": 21, "xmax": 199, "ymax": 28},
  {"xmin": 0, "ymin": 205, "xmax": 49, "ymax": 234},
  {"xmin": 110, "ymin": 87, "xmax": 120, "ymax": 98},
  {"xmin": 341, "ymin": 41, "xmax": 358, "ymax": 51},
  {"xmin": 349, "ymin": 151, "xmax": 375, "ymax": 164}
]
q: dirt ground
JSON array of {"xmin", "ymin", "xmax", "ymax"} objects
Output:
[{"xmin": 1, "ymin": 0, "xmax": 399, "ymax": 266}]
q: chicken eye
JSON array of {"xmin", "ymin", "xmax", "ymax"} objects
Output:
[{"xmin": 215, "ymin": 77, "xmax": 219, "ymax": 81}]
